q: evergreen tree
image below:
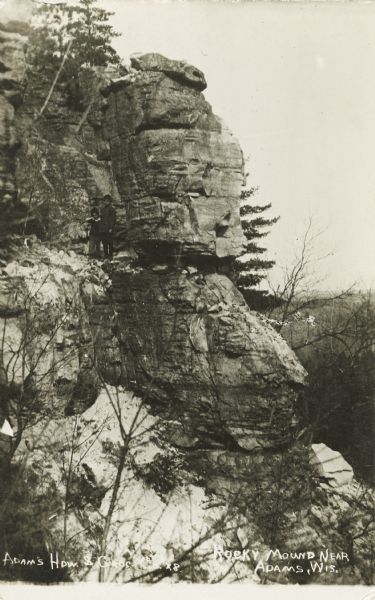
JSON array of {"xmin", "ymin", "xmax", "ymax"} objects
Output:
[
  {"xmin": 28, "ymin": 0, "xmax": 124, "ymax": 80},
  {"xmin": 233, "ymin": 186, "xmax": 279, "ymax": 309}
]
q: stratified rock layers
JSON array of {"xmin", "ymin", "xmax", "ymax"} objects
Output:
[
  {"xmin": 103, "ymin": 53, "xmax": 245, "ymax": 258},
  {"xmin": 1, "ymin": 29, "xmax": 370, "ymax": 582},
  {"xmin": 110, "ymin": 268, "xmax": 306, "ymax": 450},
  {"xmin": 102, "ymin": 54, "xmax": 307, "ymax": 452}
]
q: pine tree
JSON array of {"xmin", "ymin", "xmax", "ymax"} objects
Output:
[
  {"xmin": 28, "ymin": 0, "xmax": 124, "ymax": 80},
  {"xmin": 65, "ymin": 0, "xmax": 123, "ymax": 73},
  {"xmin": 233, "ymin": 186, "xmax": 279, "ymax": 309}
]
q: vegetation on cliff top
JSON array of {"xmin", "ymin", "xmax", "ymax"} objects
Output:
[{"xmin": 28, "ymin": 0, "xmax": 125, "ymax": 80}]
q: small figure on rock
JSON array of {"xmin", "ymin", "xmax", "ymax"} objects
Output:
[
  {"xmin": 100, "ymin": 194, "xmax": 116, "ymax": 259},
  {"xmin": 86, "ymin": 205, "xmax": 101, "ymax": 258}
]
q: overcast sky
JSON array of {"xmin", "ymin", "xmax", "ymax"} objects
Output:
[{"xmin": 101, "ymin": 0, "xmax": 375, "ymax": 291}]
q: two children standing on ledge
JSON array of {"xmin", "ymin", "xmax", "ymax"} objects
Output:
[{"xmin": 86, "ymin": 194, "xmax": 116, "ymax": 259}]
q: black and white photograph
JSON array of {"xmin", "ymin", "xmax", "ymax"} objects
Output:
[{"xmin": 0, "ymin": 0, "xmax": 374, "ymax": 595}]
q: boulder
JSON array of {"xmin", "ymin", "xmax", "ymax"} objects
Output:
[
  {"xmin": 130, "ymin": 52, "xmax": 207, "ymax": 91},
  {"xmin": 109, "ymin": 269, "xmax": 306, "ymax": 450},
  {"xmin": 309, "ymin": 443, "xmax": 354, "ymax": 488}
]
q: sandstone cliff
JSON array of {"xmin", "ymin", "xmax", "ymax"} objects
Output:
[
  {"xmin": 103, "ymin": 53, "xmax": 245, "ymax": 260},
  {"xmin": 0, "ymin": 4, "xmax": 373, "ymax": 585}
]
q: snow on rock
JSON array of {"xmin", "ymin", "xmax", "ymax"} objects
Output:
[
  {"xmin": 17, "ymin": 387, "xmax": 253, "ymax": 582},
  {"xmin": 3, "ymin": 245, "xmax": 109, "ymax": 306},
  {"xmin": 309, "ymin": 443, "xmax": 354, "ymax": 488}
]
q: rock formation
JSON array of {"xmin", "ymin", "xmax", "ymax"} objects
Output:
[
  {"xmin": 0, "ymin": 5, "xmax": 373, "ymax": 584},
  {"xmin": 97, "ymin": 53, "xmax": 306, "ymax": 455},
  {"xmin": 0, "ymin": 0, "xmax": 120, "ymax": 248},
  {"xmin": 103, "ymin": 53, "xmax": 245, "ymax": 259},
  {"xmin": 110, "ymin": 268, "xmax": 305, "ymax": 451}
]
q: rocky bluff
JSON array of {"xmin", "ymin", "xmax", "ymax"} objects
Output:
[
  {"xmin": 98, "ymin": 53, "xmax": 306, "ymax": 452},
  {"xmin": 103, "ymin": 53, "xmax": 245, "ymax": 259},
  {"xmin": 1, "ymin": 12, "xmax": 368, "ymax": 582}
]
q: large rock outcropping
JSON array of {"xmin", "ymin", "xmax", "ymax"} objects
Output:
[
  {"xmin": 103, "ymin": 53, "xmax": 245, "ymax": 259},
  {"xmin": 0, "ymin": 0, "xmax": 120, "ymax": 248},
  {"xmin": 94, "ymin": 53, "xmax": 306, "ymax": 453},
  {"xmin": 2, "ymin": 11, "xmax": 372, "ymax": 583},
  {"xmin": 110, "ymin": 268, "xmax": 305, "ymax": 451}
]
